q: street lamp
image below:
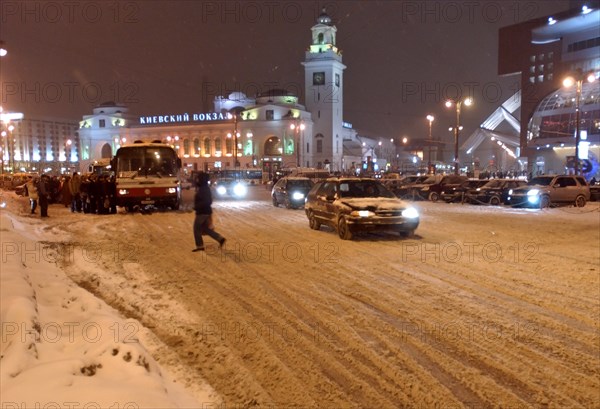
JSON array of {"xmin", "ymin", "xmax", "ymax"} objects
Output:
[
  {"xmin": 562, "ymin": 69, "xmax": 596, "ymax": 175},
  {"xmin": 445, "ymin": 97, "xmax": 472, "ymax": 175},
  {"xmin": 290, "ymin": 120, "xmax": 305, "ymax": 167}
]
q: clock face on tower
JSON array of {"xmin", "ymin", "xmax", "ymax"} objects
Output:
[{"xmin": 313, "ymin": 72, "xmax": 325, "ymax": 86}]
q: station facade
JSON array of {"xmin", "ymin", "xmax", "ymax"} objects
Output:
[{"xmin": 76, "ymin": 10, "xmax": 396, "ymax": 179}]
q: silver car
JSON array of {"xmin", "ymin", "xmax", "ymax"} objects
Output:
[{"xmin": 506, "ymin": 175, "xmax": 590, "ymax": 208}]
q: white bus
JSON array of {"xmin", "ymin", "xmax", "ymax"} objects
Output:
[{"xmin": 111, "ymin": 141, "xmax": 182, "ymax": 211}]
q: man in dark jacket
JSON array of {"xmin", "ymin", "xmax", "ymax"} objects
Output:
[{"xmin": 193, "ymin": 172, "xmax": 226, "ymax": 252}]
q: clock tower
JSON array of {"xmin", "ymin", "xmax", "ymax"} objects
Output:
[{"xmin": 302, "ymin": 8, "xmax": 346, "ymax": 171}]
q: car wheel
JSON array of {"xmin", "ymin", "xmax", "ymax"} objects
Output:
[
  {"xmin": 540, "ymin": 195, "xmax": 550, "ymax": 209},
  {"xmin": 307, "ymin": 210, "xmax": 321, "ymax": 230},
  {"xmin": 272, "ymin": 195, "xmax": 278, "ymax": 207},
  {"xmin": 489, "ymin": 196, "xmax": 501, "ymax": 206},
  {"xmin": 428, "ymin": 192, "xmax": 439, "ymax": 202},
  {"xmin": 575, "ymin": 195, "xmax": 586, "ymax": 208},
  {"xmin": 337, "ymin": 216, "xmax": 353, "ymax": 240}
]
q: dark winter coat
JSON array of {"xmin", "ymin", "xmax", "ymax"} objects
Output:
[{"xmin": 194, "ymin": 185, "xmax": 213, "ymax": 215}]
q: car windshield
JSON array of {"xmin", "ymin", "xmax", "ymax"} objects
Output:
[
  {"xmin": 287, "ymin": 179, "xmax": 313, "ymax": 188},
  {"xmin": 338, "ymin": 181, "xmax": 396, "ymax": 198},
  {"xmin": 528, "ymin": 176, "xmax": 554, "ymax": 186},
  {"xmin": 482, "ymin": 180, "xmax": 504, "ymax": 188}
]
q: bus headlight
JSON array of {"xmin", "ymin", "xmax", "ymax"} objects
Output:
[
  {"xmin": 216, "ymin": 186, "xmax": 227, "ymax": 195},
  {"xmin": 167, "ymin": 187, "xmax": 177, "ymax": 194},
  {"xmin": 118, "ymin": 189, "xmax": 129, "ymax": 195}
]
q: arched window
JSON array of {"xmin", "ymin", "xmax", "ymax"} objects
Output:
[
  {"xmin": 194, "ymin": 138, "xmax": 201, "ymax": 155},
  {"xmin": 101, "ymin": 143, "xmax": 112, "ymax": 158},
  {"xmin": 214, "ymin": 137, "xmax": 222, "ymax": 153},
  {"xmin": 183, "ymin": 139, "xmax": 190, "ymax": 155},
  {"xmin": 225, "ymin": 136, "xmax": 233, "ymax": 154},
  {"xmin": 318, "ymin": 33, "xmax": 324, "ymax": 44},
  {"xmin": 203, "ymin": 137, "xmax": 211, "ymax": 155},
  {"xmin": 264, "ymin": 136, "xmax": 282, "ymax": 156},
  {"xmin": 315, "ymin": 133, "xmax": 324, "ymax": 154}
]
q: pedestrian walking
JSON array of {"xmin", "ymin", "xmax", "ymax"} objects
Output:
[{"xmin": 192, "ymin": 172, "xmax": 226, "ymax": 252}]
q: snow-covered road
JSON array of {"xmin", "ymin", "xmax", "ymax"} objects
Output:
[{"xmin": 3, "ymin": 186, "xmax": 599, "ymax": 408}]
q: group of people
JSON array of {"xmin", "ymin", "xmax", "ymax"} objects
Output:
[{"xmin": 25, "ymin": 172, "xmax": 118, "ymax": 217}]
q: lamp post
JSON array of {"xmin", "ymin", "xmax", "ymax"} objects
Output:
[
  {"xmin": 562, "ymin": 69, "xmax": 596, "ymax": 175},
  {"xmin": 290, "ymin": 119, "xmax": 305, "ymax": 167},
  {"xmin": 445, "ymin": 98, "xmax": 472, "ymax": 175},
  {"xmin": 227, "ymin": 111, "xmax": 241, "ymax": 173},
  {"xmin": 426, "ymin": 114, "xmax": 434, "ymax": 172}
]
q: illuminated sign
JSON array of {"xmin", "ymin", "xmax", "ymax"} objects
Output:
[{"xmin": 139, "ymin": 112, "xmax": 231, "ymax": 125}]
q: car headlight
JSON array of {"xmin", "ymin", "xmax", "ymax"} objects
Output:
[
  {"xmin": 527, "ymin": 189, "xmax": 539, "ymax": 196},
  {"xmin": 292, "ymin": 191, "xmax": 305, "ymax": 200},
  {"xmin": 233, "ymin": 183, "xmax": 247, "ymax": 197},
  {"xmin": 118, "ymin": 189, "xmax": 129, "ymax": 195},
  {"xmin": 216, "ymin": 186, "xmax": 227, "ymax": 195},
  {"xmin": 166, "ymin": 187, "xmax": 177, "ymax": 194},
  {"xmin": 508, "ymin": 189, "xmax": 513, "ymax": 195},
  {"xmin": 351, "ymin": 210, "xmax": 375, "ymax": 217},
  {"xmin": 402, "ymin": 207, "xmax": 419, "ymax": 219}
]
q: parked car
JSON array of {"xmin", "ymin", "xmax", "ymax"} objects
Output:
[
  {"xmin": 304, "ymin": 177, "xmax": 420, "ymax": 240},
  {"xmin": 464, "ymin": 179, "xmax": 528, "ymax": 205},
  {"xmin": 211, "ymin": 178, "xmax": 248, "ymax": 199},
  {"xmin": 440, "ymin": 179, "xmax": 488, "ymax": 203},
  {"xmin": 392, "ymin": 175, "xmax": 437, "ymax": 199},
  {"xmin": 506, "ymin": 175, "xmax": 590, "ymax": 208},
  {"xmin": 272, "ymin": 176, "xmax": 314, "ymax": 209},
  {"xmin": 412, "ymin": 174, "xmax": 467, "ymax": 202}
]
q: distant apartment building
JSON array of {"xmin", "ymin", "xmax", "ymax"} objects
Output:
[{"xmin": 1, "ymin": 113, "xmax": 79, "ymax": 174}]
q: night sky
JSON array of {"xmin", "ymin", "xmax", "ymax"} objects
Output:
[{"xmin": 1, "ymin": 0, "xmax": 571, "ymax": 146}]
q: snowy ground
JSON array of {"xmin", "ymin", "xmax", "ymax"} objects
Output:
[{"xmin": 1, "ymin": 185, "xmax": 599, "ymax": 408}]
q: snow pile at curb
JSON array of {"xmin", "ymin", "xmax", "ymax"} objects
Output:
[{"xmin": 0, "ymin": 210, "xmax": 212, "ymax": 408}]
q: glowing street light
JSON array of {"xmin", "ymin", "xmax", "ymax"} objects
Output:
[
  {"xmin": 562, "ymin": 69, "xmax": 596, "ymax": 174},
  {"xmin": 445, "ymin": 97, "xmax": 472, "ymax": 175}
]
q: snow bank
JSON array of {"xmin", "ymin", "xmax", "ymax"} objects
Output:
[{"xmin": 0, "ymin": 208, "xmax": 215, "ymax": 408}]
